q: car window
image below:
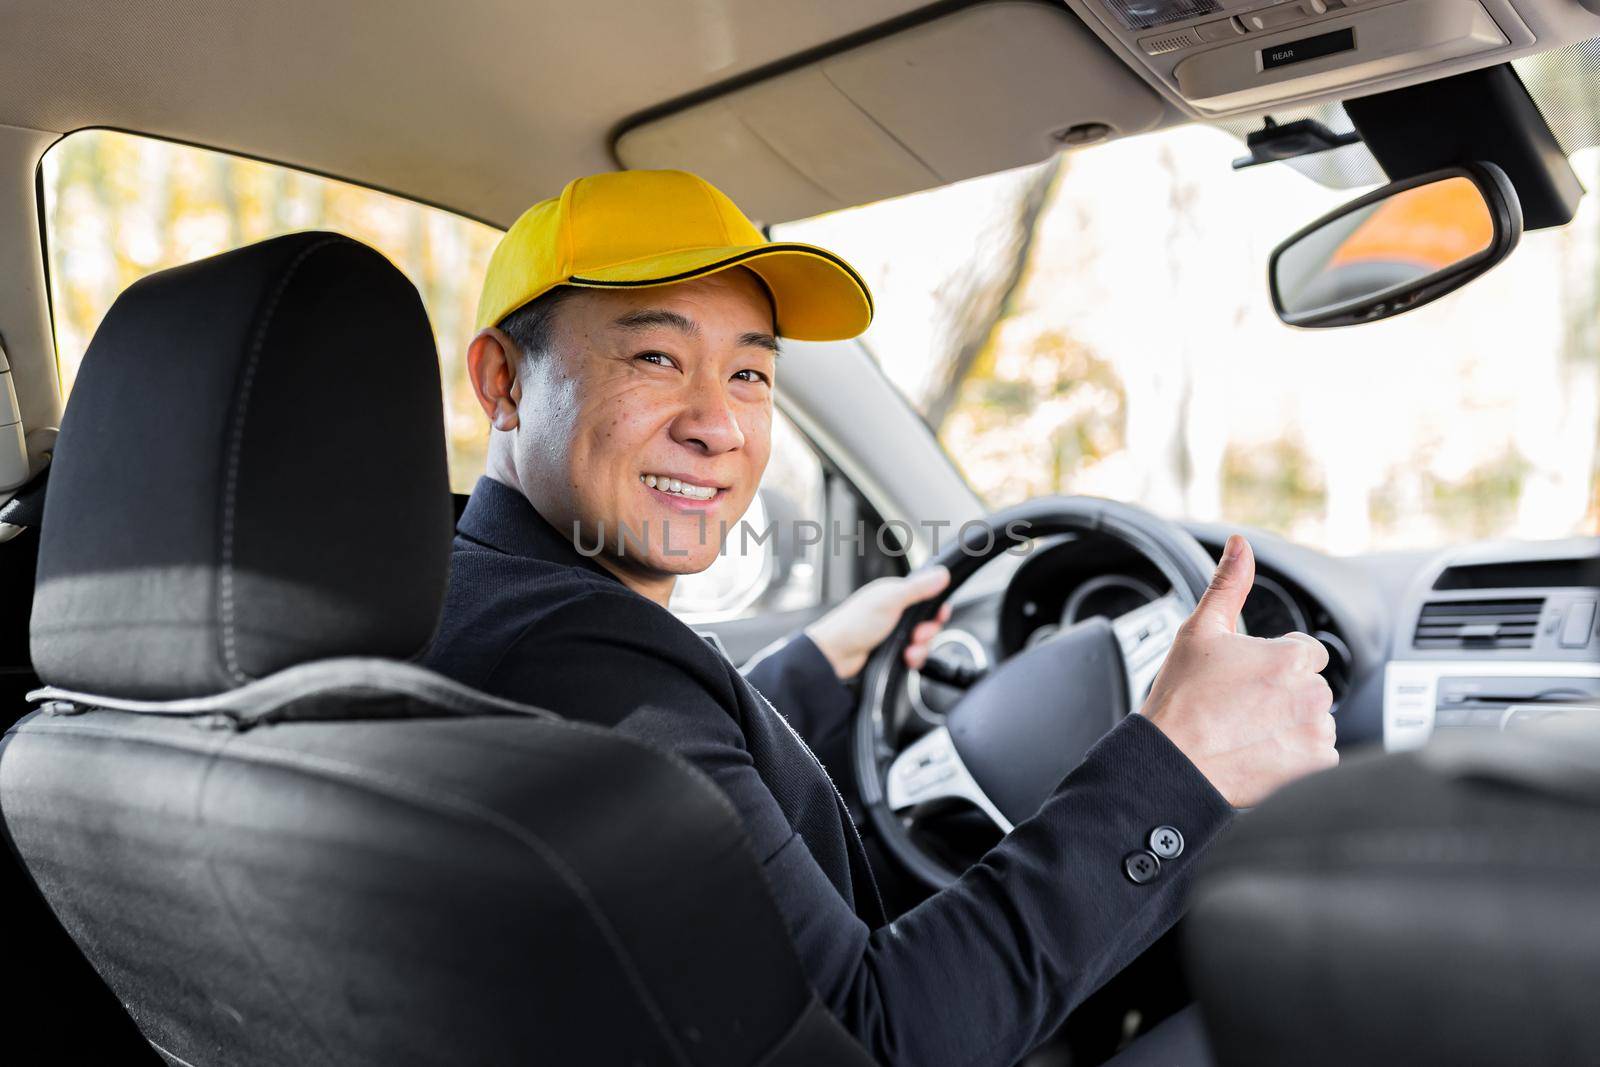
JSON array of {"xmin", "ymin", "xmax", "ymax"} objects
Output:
[
  {"xmin": 41, "ymin": 129, "xmax": 499, "ymax": 493},
  {"xmin": 40, "ymin": 129, "xmax": 832, "ymax": 619},
  {"xmin": 670, "ymin": 409, "xmax": 827, "ymax": 623},
  {"xmin": 774, "ymin": 127, "xmax": 1600, "ymax": 554}
]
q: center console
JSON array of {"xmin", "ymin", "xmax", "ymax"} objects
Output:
[{"xmin": 1384, "ymin": 538, "xmax": 1600, "ymax": 750}]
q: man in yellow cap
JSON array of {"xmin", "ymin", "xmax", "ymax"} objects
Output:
[{"xmin": 424, "ymin": 169, "xmax": 1335, "ymax": 1065}]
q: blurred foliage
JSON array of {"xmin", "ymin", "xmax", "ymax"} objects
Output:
[
  {"xmin": 942, "ymin": 327, "xmax": 1126, "ymax": 506},
  {"xmin": 1429, "ymin": 449, "xmax": 1534, "ymax": 541},
  {"xmin": 1222, "ymin": 438, "xmax": 1326, "ymax": 536},
  {"xmin": 43, "ymin": 130, "xmax": 500, "ymax": 493},
  {"xmin": 1370, "ymin": 448, "xmax": 1533, "ymax": 542}
]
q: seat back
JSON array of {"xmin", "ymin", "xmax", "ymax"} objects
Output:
[
  {"xmin": 3, "ymin": 233, "xmax": 872, "ymax": 1066},
  {"xmin": 1184, "ymin": 731, "xmax": 1600, "ymax": 1067},
  {"xmin": 1, "ymin": 467, "xmax": 156, "ymax": 1062},
  {"xmin": 4, "ymin": 683, "xmax": 864, "ymax": 1065}
]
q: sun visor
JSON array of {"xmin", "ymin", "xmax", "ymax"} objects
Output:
[{"xmin": 614, "ymin": 1, "xmax": 1172, "ymax": 223}]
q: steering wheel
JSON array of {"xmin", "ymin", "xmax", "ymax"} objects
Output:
[{"xmin": 852, "ymin": 496, "xmax": 1220, "ymax": 888}]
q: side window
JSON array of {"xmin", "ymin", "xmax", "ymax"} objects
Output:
[
  {"xmin": 41, "ymin": 129, "xmax": 879, "ymax": 623},
  {"xmin": 41, "ymin": 129, "xmax": 500, "ymax": 493},
  {"xmin": 670, "ymin": 411, "xmax": 827, "ymax": 623}
]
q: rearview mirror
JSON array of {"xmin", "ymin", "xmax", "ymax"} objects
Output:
[{"xmin": 1269, "ymin": 162, "xmax": 1522, "ymax": 328}]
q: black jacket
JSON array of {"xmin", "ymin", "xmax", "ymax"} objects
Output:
[{"xmin": 425, "ymin": 477, "xmax": 1234, "ymax": 1066}]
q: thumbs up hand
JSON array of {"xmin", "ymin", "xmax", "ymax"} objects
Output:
[{"xmin": 1138, "ymin": 535, "xmax": 1338, "ymax": 808}]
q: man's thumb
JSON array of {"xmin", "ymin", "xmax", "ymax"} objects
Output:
[{"xmin": 1189, "ymin": 534, "xmax": 1254, "ymax": 633}]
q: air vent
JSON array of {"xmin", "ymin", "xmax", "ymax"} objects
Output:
[
  {"xmin": 1413, "ymin": 598, "xmax": 1545, "ymax": 650},
  {"xmin": 1432, "ymin": 557, "xmax": 1600, "ymax": 590},
  {"xmin": 1140, "ymin": 30, "xmax": 1201, "ymax": 56}
]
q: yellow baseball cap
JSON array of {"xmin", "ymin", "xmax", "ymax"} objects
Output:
[{"xmin": 475, "ymin": 169, "xmax": 873, "ymax": 341}]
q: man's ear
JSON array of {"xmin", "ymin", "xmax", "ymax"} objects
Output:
[{"xmin": 466, "ymin": 327, "xmax": 521, "ymax": 432}]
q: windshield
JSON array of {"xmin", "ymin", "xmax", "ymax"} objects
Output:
[{"xmin": 774, "ymin": 124, "xmax": 1600, "ymax": 555}]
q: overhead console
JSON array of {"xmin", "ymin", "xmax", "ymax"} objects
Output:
[{"xmin": 1063, "ymin": 0, "xmax": 1598, "ymax": 116}]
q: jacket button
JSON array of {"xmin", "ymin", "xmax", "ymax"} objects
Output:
[
  {"xmin": 1123, "ymin": 850, "xmax": 1162, "ymax": 885},
  {"xmin": 1148, "ymin": 825, "xmax": 1184, "ymax": 860}
]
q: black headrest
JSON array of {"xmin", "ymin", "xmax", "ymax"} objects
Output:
[{"xmin": 31, "ymin": 232, "xmax": 453, "ymax": 700}]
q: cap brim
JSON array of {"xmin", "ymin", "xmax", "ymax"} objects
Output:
[{"xmin": 568, "ymin": 242, "xmax": 873, "ymax": 342}]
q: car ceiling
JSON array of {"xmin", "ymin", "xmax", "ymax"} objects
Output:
[
  {"xmin": 0, "ymin": 0, "xmax": 934, "ymax": 227},
  {"xmin": 1, "ymin": 0, "xmax": 1598, "ymax": 226}
]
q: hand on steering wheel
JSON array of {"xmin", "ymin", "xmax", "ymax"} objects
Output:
[
  {"xmin": 853, "ymin": 498, "xmax": 1336, "ymax": 888},
  {"xmin": 804, "ymin": 567, "xmax": 954, "ymax": 680}
]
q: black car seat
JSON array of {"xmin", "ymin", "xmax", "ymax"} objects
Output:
[
  {"xmin": 0, "ymin": 231, "xmax": 875, "ymax": 1066},
  {"xmin": 1184, "ymin": 730, "xmax": 1600, "ymax": 1066},
  {"xmin": 2, "ymin": 467, "xmax": 158, "ymax": 1061}
]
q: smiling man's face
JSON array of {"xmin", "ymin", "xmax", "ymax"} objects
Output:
[{"xmin": 487, "ymin": 267, "xmax": 777, "ymax": 598}]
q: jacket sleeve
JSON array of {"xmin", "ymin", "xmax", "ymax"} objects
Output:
[
  {"xmin": 740, "ymin": 633, "xmax": 855, "ymax": 752},
  {"xmin": 485, "ymin": 587, "xmax": 1235, "ymax": 1067}
]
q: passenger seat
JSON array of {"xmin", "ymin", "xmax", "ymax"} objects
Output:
[{"xmin": 2, "ymin": 232, "xmax": 876, "ymax": 1066}]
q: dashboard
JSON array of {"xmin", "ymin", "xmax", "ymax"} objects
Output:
[
  {"xmin": 911, "ymin": 524, "xmax": 1599, "ymax": 751},
  {"xmin": 1381, "ymin": 538, "xmax": 1600, "ymax": 749},
  {"xmin": 994, "ymin": 533, "xmax": 1344, "ymax": 662}
]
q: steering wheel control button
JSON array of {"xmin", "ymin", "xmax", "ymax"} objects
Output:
[
  {"xmin": 1148, "ymin": 825, "xmax": 1185, "ymax": 860},
  {"xmin": 1123, "ymin": 850, "xmax": 1162, "ymax": 885}
]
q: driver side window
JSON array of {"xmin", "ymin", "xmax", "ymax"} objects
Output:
[
  {"xmin": 670, "ymin": 411, "xmax": 827, "ymax": 623},
  {"xmin": 40, "ymin": 128, "xmax": 860, "ymax": 627}
]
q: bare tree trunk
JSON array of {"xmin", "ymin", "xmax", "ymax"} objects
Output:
[{"xmin": 923, "ymin": 156, "xmax": 1064, "ymax": 430}]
